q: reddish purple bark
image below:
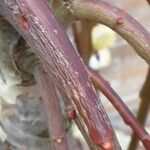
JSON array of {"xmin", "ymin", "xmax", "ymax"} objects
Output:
[
  {"xmin": 146, "ymin": 0, "xmax": 150, "ymax": 4},
  {"xmin": 72, "ymin": 0, "xmax": 150, "ymax": 64},
  {"xmin": 0, "ymin": 0, "xmax": 120, "ymax": 149},
  {"xmin": 35, "ymin": 69, "xmax": 69, "ymax": 150}
]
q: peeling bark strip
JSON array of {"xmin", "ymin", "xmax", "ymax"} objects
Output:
[
  {"xmin": 72, "ymin": 0, "xmax": 150, "ymax": 64},
  {"xmin": 0, "ymin": 0, "xmax": 121, "ymax": 149}
]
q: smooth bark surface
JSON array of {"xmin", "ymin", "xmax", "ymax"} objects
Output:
[
  {"xmin": 35, "ymin": 68, "xmax": 69, "ymax": 150},
  {"xmin": 128, "ymin": 68, "xmax": 150, "ymax": 150}
]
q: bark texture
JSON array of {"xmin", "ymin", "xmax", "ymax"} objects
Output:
[{"xmin": 0, "ymin": 0, "xmax": 120, "ymax": 149}]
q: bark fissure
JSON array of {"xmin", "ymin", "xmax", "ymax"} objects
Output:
[{"xmin": 0, "ymin": 0, "xmax": 120, "ymax": 149}]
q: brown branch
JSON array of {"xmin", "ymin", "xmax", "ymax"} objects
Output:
[
  {"xmin": 146, "ymin": 0, "xmax": 150, "ymax": 4},
  {"xmin": 0, "ymin": 0, "xmax": 121, "ymax": 149},
  {"xmin": 72, "ymin": 0, "xmax": 150, "ymax": 64},
  {"xmin": 128, "ymin": 68, "xmax": 150, "ymax": 150},
  {"xmin": 87, "ymin": 68, "xmax": 150, "ymax": 149},
  {"xmin": 35, "ymin": 68, "xmax": 69, "ymax": 150}
]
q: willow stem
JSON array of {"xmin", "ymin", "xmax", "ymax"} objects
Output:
[
  {"xmin": 88, "ymin": 68, "xmax": 150, "ymax": 150},
  {"xmin": 128, "ymin": 68, "xmax": 150, "ymax": 150}
]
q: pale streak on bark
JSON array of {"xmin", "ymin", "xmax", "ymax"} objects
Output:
[
  {"xmin": 128, "ymin": 68, "xmax": 150, "ymax": 150},
  {"xmin": 0, "ymin": 0, "xmax": 120, "ymax": 149}
]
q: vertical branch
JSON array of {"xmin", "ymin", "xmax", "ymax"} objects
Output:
[
  {"xmin": 87, "ymin": 68, "xmax": 150, "ymax": 149},
  {"xmin": 73, "ymin": 20, "xmax": 96, "ymax": 64},
  {"xmin": 128, "ymin": 68, "xmax": 150, "ymax": 150},
  {"xmin": 35, "ymin": 68, "xmax": 69, "ymax": 150},
  {"xmin": 146, "ymin": 0, "xmax": 150, "ymax": 4},
  {"xmin": 72, "ymin": 0, "xmax": 150, "ymax": 149}
]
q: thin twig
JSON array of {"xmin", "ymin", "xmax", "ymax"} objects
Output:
[
  {"xmin": 128, "ymin": 68, "xmax": 150, "ymax": 150},
  {"xmin": 73, "ymin": 20, "xmax": 95, "ymax": 64},
  {"xmin": 87, "ymin": 68, "xmax": 150, "ymax": 149},
  {"xmin": 35, "ymin": 68, "xmax": 69, "ymax": 150},
  {"xmin": 72, "ymin": 0, "xmax": 150, "ymax": 64},
  {"xmin": 146, "ymin": 0, "xmax": 150, "ymax": 4}
]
